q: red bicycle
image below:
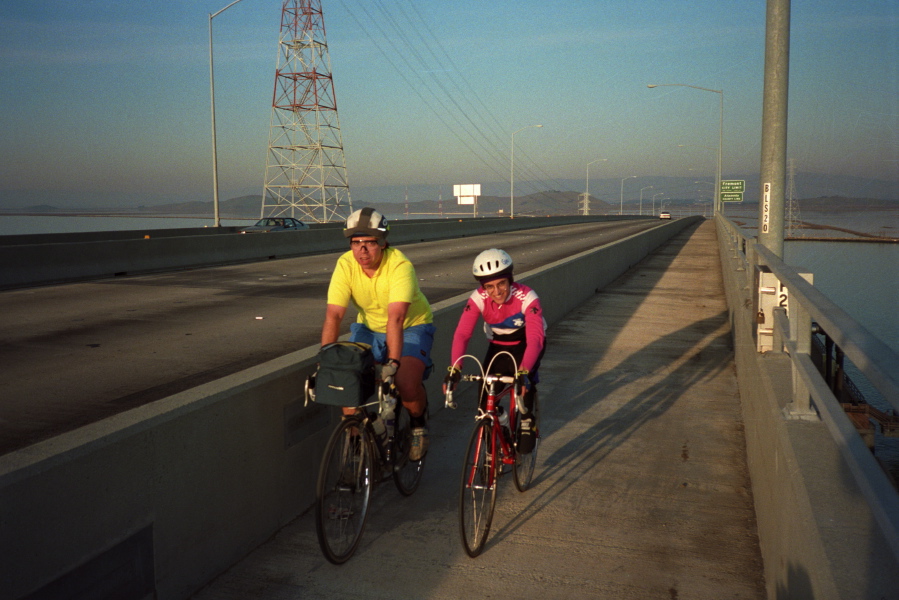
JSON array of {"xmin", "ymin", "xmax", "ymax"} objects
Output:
[{"xmin": 445, "ymin": 353, "xmax": 540, "ymax": 557}]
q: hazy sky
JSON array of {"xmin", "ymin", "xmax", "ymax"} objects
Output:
[{"xmin": 1, "ymin": 0, "xmax": 896, "ymax": 207}]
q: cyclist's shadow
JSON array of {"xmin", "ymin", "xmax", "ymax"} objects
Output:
[{"xmin": 484, "ymin": 311, "xmax": 733, "ymax": 552}]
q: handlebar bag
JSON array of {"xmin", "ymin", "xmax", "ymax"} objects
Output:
[{"xmin": 314, "ymin": 341, "xmax": 376, "ymax": 406}]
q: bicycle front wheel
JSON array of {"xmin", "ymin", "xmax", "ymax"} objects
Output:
[
  {"xmin": 392, "ymin": 405, "xmax": 425, "ymax": 496},
  {"xmin": 513, "ymin": 389, "xmax": 540, "ymax": 492},
  {"xmin": 315, "ymin": 416, "xmax": 374, "ymax": 564},
  {"xmin": 459, "ymin": 419, "xmax": 498, "ymax": 557}
]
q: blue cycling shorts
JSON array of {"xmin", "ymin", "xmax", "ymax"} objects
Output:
[{"xmin": 349, "ymin": 322, "xmax": 436, "ymax": 379}]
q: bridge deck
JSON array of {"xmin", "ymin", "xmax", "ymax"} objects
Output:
[{"xmin": 193, "ymin": 221, "xmax": 766, "ymax": 599}]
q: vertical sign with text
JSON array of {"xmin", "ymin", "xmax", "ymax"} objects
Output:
[{"xmin": 762, "ymin": 182, "xmax": 771, "ymax": 234}]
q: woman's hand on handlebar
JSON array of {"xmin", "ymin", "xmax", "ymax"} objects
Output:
[{"xmin": 442, "ymin": 365, "xmax": 461, "ymax": 394}]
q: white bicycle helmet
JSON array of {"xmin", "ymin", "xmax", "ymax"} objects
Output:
[
  {"xmin": 343, "ymin": 207, "xmax": 389, "ymax": 246},
  {"xmin": 472, "ymin": 248, "xmax": 514, "ymax": 283}
]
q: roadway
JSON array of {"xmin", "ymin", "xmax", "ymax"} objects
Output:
[{"xmin": 0, "ymin": 219, "xmax": 663, "ymax": 455}]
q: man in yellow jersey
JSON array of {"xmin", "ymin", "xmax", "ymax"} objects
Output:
[{"xmin": 322, "ymin": 207, "xmax": 435, "ymax": 460}]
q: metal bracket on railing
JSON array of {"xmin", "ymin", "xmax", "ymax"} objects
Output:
[{"xmin": 771, "ymin": 307, "xmax": 818, "ymax": 420}]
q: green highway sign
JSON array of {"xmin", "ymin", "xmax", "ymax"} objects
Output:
[
  {"xmin": 720, "ymin": 180, "xmax": 745, "ymax": 193},
  {"xmin": 720, "ymin": 192, "xmax": 743, "ymax": 203}
]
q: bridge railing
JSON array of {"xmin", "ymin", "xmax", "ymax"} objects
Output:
[{"xmin": 716, "ymin": 213, "xmax": 899, "ymax": 562}]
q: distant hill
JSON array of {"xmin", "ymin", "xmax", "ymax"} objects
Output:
[
  {"xmin": 395, "ymin": 191, "xmax": 615, "ymax": 217},
  {"xmin": 1, "ymin": 186, "xmax": 895, "ymax": 219},
  {"xmin": 135, "ymin": 195, "xmax": 262, "ymax": 217},
  {"xmin": 116, "ymin": 191, "xmax": 616, "ymax": 218}
]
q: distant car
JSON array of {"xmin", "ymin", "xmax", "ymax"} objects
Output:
[
  {"xmin": 659, "ymin": 211, "xmax": 671, "ymax": 220},
  {"xmin": 240, "ymin": 217, "xmax": 309, "ymax": 233}
]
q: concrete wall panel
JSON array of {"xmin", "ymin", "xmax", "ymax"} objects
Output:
[{"xmin": 0, "ymin": 216, "xmax": 636, "ymax": 289}]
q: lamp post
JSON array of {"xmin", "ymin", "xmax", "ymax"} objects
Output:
[
  {"xmin": 584, "ymin": 158, "xmax": 607, "ymax": 216},
  {"xmin": 639, "ymin": 185, "xmax": 653, "ymax": 216},
  {"xmin": 510, "ymin": 124, "xmax": 543, "ymax": 218},
  {"xmin": 619, "ymin": 175, "xmax": 636, "ymax": 215},
  {"xmin": 648, "ymin": 84, "xmax": 723, "ymax": 216},
  {"xmin": 652, "ymin": 192, "xmax": 664, "ymax": 216},
  {"xmin": 209, "ymin": 0, "xmax": 246, "ymax": 228}
]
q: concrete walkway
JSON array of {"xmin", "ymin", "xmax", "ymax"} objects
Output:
[{"xmin": 192, "ymin": 221, "xmax": 765, "ymax": 599}]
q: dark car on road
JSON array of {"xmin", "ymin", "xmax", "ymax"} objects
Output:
[{"xmin": 240, "ymin": 217, "xmax": 309, "ymax": 233}]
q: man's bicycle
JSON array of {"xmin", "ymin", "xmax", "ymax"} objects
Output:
[
  {"xmin": 305, "ymin": 346, "xmax": 426, "ymax": 564},
  {"xmin": 444, "ymin": 352, "xmax": 540, "ymax": 557}
]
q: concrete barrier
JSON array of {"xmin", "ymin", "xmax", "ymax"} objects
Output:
[
  {"xmin": 0, "ymin": 217, "xmax": 699, "ymax": 600},
  {"xmin": 0, "ymin": 216, "xmax": 638, "ymax": 290}
]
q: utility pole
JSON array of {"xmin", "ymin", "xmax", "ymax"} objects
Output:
[
  {"xmin": 758, "ymin": 0, "xmax": 790, "ymax": 257},
  {"xmin": 786, "ymin": 158, "xmax": 801, "ymax": 238},
  {"xmin": 261, "ymin": 0, "xmax": 352, "ymax": 223}
]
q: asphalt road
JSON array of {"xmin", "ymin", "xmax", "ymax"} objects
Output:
[{"xmin": 0, "ymin": 219, "xmax": 663, "ymax": 454}]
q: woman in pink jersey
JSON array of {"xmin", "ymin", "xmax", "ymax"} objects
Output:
[{"xmin": 444, "ymin": 249, "xmax": 546, "ymax": 453}]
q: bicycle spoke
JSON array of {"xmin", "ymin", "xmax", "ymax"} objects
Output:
[
  {"xmin": 316, "ymin": 418, "xmax": 373, "ymax": 564},
  {"xmin": 459, "ymin": 420, "xmax": 497, "ymax": 557}
]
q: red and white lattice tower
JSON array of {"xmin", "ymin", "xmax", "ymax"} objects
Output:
[{"xmin": 261, "ymin": 0, "xmax": 351, "ymax": 223}]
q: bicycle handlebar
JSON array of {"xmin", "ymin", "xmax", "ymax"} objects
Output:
[
  {"xmin": 443, "ymin": 351, "xmax": 519, "ymax": 411},
  {"xmin": 462, "ymin": 374, "xmax": 515, "ymax": 384},
  {"xmin": 444, "ymin": 373, "xmax": 516, "ymax": 410}
]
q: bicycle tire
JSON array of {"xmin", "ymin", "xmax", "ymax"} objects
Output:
[
  {"xmin": 392, "ymin": 404, "xmax": 425, "ymax": 496},
  {"xmin": 459, "ymin": 418, "xmax": 498, "ymax": 557},
  {"xmin": 315, "ymin": 416, "xmax": 374, "ymax": 564},
  {"xmin": 513, "ymin": 389, "xmax": 540, "ymax": 492}
]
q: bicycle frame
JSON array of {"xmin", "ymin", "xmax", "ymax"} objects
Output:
[
  {"xmin": 307, "ymin": 377, "xmax": 399, "ymax": 469},
  {"xmin": 447, "ymin": 352, "xmax": 521, "ymax": 480},
  {"xmin": 473, "ymin": 376, "xmax": 518, "ymax": 480},
  {"xmin": 306, "ymin": 370, "xmax": 424, "ymax": 563},
  {"xmin": 448, "ymin": 351, "xmax": 540, "ymax": 556}
]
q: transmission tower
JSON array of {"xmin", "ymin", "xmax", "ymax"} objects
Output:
[
  {"xmin": 786, "ymin": 158, "xmax": 802, "ymax": 238},
  {"xmin": 261, "ymin": 0, "xmax": 352, "ymax": 223}
]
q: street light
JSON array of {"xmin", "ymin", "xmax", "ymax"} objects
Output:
[
  {"xmin": 209, "ymin": 0, "xmax": 246, "ymax": 228},
  {"xmin": 619, "ymin": 175, "xmax": 636, "ymax": 215},
  {"xmin": 584, "ymin": 158, "xmax": 608, "ymax": 216},
  {"xmin": 510, "ymin": 124, "xmax": 543, "ymax": 218},
  {"xmin": 648, "ymin": 84, "xmax": 723, "ymax": 215},
  {"xmin": 639, "ymin": 185, "xmax": 653, "ymax": 216},
  {"xmin": 652, "ymin": 192, "xmax": 665, "ymax": 216}
]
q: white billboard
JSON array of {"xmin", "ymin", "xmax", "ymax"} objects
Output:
[{"xmin": 454, "ymin": 184, "xmax": 481, "ymax": 206}]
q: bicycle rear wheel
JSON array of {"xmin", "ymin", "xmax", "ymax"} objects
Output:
[
  {"xmin": 315, "ymin": 416, "xmax": 374, "ymax": 564},
  {"xmin": 392, "ymin": 405, "xmax": 425, "ymax": 496},
  {"xmin": 459, "ymin": 418, "xmax": 497, "ymax": 557},
  {"xmin": 513, "ymin": 389, "xmax": 540, "ymax": 492}
]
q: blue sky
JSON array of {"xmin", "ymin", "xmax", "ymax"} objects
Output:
[{"xmin": 0, "ymin": 0, "xmax": 896, "ymax": 207}]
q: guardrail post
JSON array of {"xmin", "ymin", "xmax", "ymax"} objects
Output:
[
  {"xmin": 771, "ymin": 307, "xmax": 785, "ymax": 353},
  {"xmin": 785, "ymin": 273, "xmax": 817, "ymax": 419}
]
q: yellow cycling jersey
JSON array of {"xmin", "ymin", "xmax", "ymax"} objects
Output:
[{"xmin": 326, "ymin": 247, "xmax": 433, "ymax": 333}]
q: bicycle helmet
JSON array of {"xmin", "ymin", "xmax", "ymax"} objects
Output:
[
  {"xmin": 343, "ymin": 207, "xmax": 389, "ymax": 246},
  {"xmin": 472, "ymin": 248, "xmax": 514, "ymax": 284}
]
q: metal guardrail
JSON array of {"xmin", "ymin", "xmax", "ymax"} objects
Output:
[{"xmin": 716, "ymin": 213, "xmax": 899, "ymax": 561}]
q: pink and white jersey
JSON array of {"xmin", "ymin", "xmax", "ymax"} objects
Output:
[{"xmin": 450, "ymin": 282, "xmax": 546, "ymax": 373}]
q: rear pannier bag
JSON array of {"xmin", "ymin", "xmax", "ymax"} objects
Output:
[{"xmin": 314, "ymin": 342, "xmax": 376, "ymax": 406}]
